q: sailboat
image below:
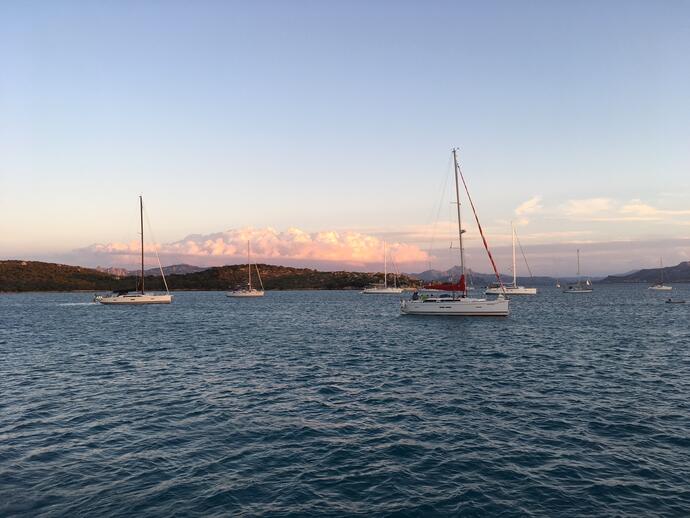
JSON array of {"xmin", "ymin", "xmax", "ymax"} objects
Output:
[
  {"xmin": 95, "ymin": 196, "xmax": 173, "ymax": 304},
  {"xmin": 649, "ymin": 257, "xmax": 672, "ymax": 290},
  {"xmin": 227, "ymin": 241, "xmax": 265, "ymax": 297},
  {"xmin": 485, "ymin": 222, "xmax": 537, "ymax": 295},
  {"xmin": 362, "ymin": 241, "xmax": 404, "ymax": 294},
  {"xmin": 401, "ymin": 148, "xmax": 509, "ymax": 316},
  {"xmin": 563, "ymin": 249, "xmax": 593, "ymax": 293}
]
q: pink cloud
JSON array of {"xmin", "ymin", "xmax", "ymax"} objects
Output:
[{"xmin": 78, "ymin": 227, "xmax": 430, "ymax": 269}]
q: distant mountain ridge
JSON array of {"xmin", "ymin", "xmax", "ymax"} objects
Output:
[
  {"xmin": 96, "ymin": 264, "xmax": 208, "ymax": 277},
  {"xmin": 410, "ymin": 266, "xmax": 560, "ymax": 286},
  {"xmin": 600, "ymin": 261, "xmax": 690, "ymax": 284}
]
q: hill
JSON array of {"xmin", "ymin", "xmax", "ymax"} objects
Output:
[
  {"xmin": 0, "ymin": 260, "xmax": 418, "ymax": 292},
  {"xmin": 600, "ymin": 261, "xmax": 690, "ymax": 284},
  {"xmin": 1, "ymin": 261, "xmax": 122, "ymax": 291}
]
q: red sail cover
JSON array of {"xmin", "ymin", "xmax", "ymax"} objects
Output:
[{"xmin": 424, "ymin": 275, "xmax": 466, "ymax": 292}]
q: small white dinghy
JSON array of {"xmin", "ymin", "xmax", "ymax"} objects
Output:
[
  {"xmin": 95, "ymin": 196, "xmax": 172, "ymax": 305},
  {"xmin": 227, "ymin": 241, "xmax": 265, "ymax": 298}
]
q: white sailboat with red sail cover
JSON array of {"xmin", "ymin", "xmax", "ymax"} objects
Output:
[{"xmin": 401, "ymin": 149, "xmax": 509, "ymax": 316}]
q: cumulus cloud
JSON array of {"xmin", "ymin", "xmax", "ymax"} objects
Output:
[
  {"xmin": 619, "ymin": 200, "xmax": 690, "ymax": 220},
  {"xmin": 79, "ymin": 227, "xmax": 430, "ymax": 269},
  {"xmin": 563, "ymin": 197, "xmax": 613, "ymax": 217},
  {"xmin": 515, "ymin": 196, "xmax": 543, "ymax": 216},
  {"xmin": 560, "ymin": 197, "xmax": 690, "ymax": 223},
  {"xmin": 514, "ymin": 195, "xmax": 543, "ymax": 225}
]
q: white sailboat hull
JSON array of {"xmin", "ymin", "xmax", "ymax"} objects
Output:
[
  {"xmin": 563, "ymin": 286, "xmax": 593, "ymax": 294},
  {"xmin": 649, "ymin": 285, "xmax": 672, "ymax": 291},
  {"xmin": 485, "ymin": 286, "xmax": 537, "ymax": 295},
  {"xmin": 401, "ymin": 297, "xmax": 509, "ymax": 316},
  {"xmin": 96, "ymin": 293, "xmax": 173, "ymax": 305},
  {"xmin": 227, "ymin": 289, "xmax": 265, "ymax": 297},
  {"xmin": 362, "ymin": 287, "xmax": 404, "ymax": 294}
]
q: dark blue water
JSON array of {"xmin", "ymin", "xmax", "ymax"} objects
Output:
[{"xmin": 2, "ymin": 287, "xmax": 690, "ymax": 516}]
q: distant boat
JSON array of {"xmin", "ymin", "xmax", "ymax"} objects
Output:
[
  {"xmin": 666, "ymin": 299, "xmax": 685, "ymax": 304},
  {"xmin": 486, "ymin": 222, "xmax": 537, "ymax": 295},
  {"xmin": 563, "ymin": 249, "xmax": 593, "ymax": 294},
  {"xmin": 95, "ymin": 196, "xmax": 173, "ymax": 305},
  {"xmin": 555, "ymin": 280, "xmax": 561, "ymax": 288},
  {"xmin": 649, "ymin": 257, "xmax": 672, "ymax": 291},
  {"xmin": 362, "ymin": 241, "xmax": 404, "ymax": 294},
  {"xmin": 227, "ymin": 241, "xmax": 265, "ymax": 297},
  {"xmin": 401, "ymin": 148, "xmax": 509, "ymax": 316}
]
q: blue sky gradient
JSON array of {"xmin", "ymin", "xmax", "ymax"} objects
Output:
[{"xmin": 1, "ymin": 1, "xmax": 689, "ymax": 274}]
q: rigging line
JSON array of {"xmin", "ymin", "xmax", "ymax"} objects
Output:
[
  {"xmin": 390, "ymin": 254, "xmax": 401, "ymax": 286},
  {"xmin": 426, "ymin": 155, "xmax": 453, "ymax": 269},
  {"xmin": 455, "ymin": 158, "xmax": 504, "ymax": 289},
  {"xmin": 254, "ymin": 263, "xmax": 264, "ymax": 291},
  {"xmin": 143, "ymin": 204, "xmax": 170, "ymax": 294},
  {"xmin": 515, "ymin": 232, "xmax": 534, "ymax": 279}
]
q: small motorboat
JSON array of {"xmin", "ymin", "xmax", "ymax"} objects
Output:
[{"xmin": 665, "ymin": 298, "xmax": 686, "ymax": 304}]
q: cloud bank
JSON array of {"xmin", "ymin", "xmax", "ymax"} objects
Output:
[{"xmin": 79, "ymin": 227, "xmax": 430, "ymax": 270}]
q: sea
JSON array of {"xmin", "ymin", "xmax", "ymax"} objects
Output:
[{"xmin": 1, "ymin": 286, "xmax": 690, "ymax": 516}]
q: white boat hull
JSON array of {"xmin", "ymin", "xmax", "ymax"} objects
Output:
[
  {"xmin": 401, "ymin": 297, "xmax": 509, "ymax": 316},
  {"xmin": 563, "ymin": 287, "xmax": 593, "ymax": 293},
  {"xmin": 362, "ymin": 287, "xmax": 404, "ymax": 294},
  {"xmin": 96, "ymin": 293, "xmax": 173, "ymax": 305},
  {"xmin": 649, "ymin": 285, "xmax": 672, "ymax": 291},
  {"xmin": 485, "ymin": 286, "xmax": 537, "ymax": 295},
  {"xmin": 227, "ymin": 289, "xmax": 265, "ymax": 297}
]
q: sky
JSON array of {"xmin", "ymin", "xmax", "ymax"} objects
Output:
[{"xmin": 1, "ymin": 0, "xmax": 689, "ymax": 276}]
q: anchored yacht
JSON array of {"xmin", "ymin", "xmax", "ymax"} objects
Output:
[
  {"xmin": 227, "ymin": 241, "xmax": 265, "ymax": 297},
  {"xmin": 485, "ymin": 222, "xmax": 537, "ymax": 295},
  {"xmin": 95, "ymin": 196, "xmax": 172, "ymax": 305},
  {"xmin": 362, "ymin": 241, "xmax": 404, "ymax": 294},
  {"xmin": 401, "ymin": 148, "xmax": 509, "ymax": 317}
]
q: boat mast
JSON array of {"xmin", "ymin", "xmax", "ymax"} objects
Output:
[
  {"xmin": 140, "ymin": 195, "xmax": 145, "ymax": 294},
  {"xmin": 577, "ymin": 249, "xmax": 581, "ymax": 285},
  {"xmin": 452, "ymin": 148, "xmax": 467, "ymax": 297},
  {"xmin": 660, "ymin": 257, "xmax": 664, "ymax": 284},
  {"xmin": 510, "ymin": 221, "xmax": 517, "ymax": 288},
  {"xmin": 247, "ymin": 240, "xmax": 251, "ymax": 290},
  {"xmin": 384, "ymin": 241, "xmax": 387, "ymax": 289}
]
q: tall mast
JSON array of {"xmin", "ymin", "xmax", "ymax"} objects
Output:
[
  {"xmin": 247, "ymin": 240, "xmax": 251, "ymax": 290},
  {"xmin": 510, "ymin": 221, "xmax": 517, "ymax": 287},
  {"xmin": 660, "ymin": 256, "xmax": 664, "ymax": 284},
  {"xmin": 140, "ymin": 196, "xmax": 145, "ymax": 294},
  {"xmin": 577, "ymin": 249, "xmax": 581, "ymax": 278},
  {"xmin": 452, "ymin": 148, "xmax": 467, "ymax": 297},
  {"xmin": 384, "ymin": 241, "xmax": 387, "ymax": 288}
]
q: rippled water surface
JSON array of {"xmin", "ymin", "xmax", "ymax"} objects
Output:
[{"xmin": 2, "ymin": 287, "xmax": 690, "ymax": 516}]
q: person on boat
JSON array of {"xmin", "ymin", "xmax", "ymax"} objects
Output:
[{"xmin": 412, "ymin": 291, "xmax": 419, "ymax": 300}]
